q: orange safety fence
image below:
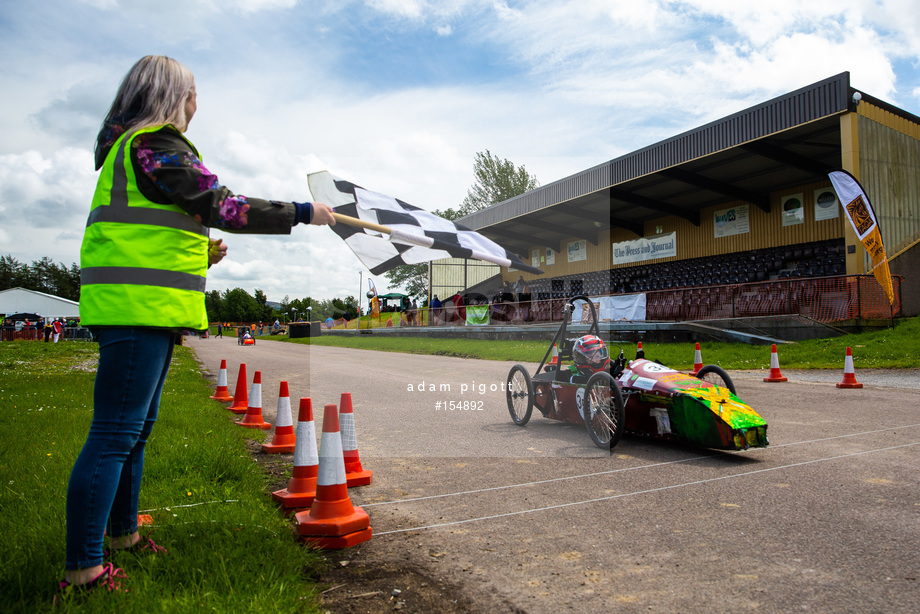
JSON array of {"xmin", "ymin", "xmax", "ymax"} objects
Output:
[
  {"xmin": 644, "ymin": 275, "xmax": 900, "ymax": 322},
  {"xmin": 426, "ymin": 274, "xmax": 901, "ymax": 327}
]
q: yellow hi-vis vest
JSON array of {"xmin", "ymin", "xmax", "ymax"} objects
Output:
[{"xmin": 80, "ymin": 126, "xmax": 209, "ymax": 331}]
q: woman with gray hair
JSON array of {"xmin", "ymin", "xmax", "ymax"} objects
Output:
[{"xmin": 60, "ymin": 55, "xmax": 334, "ymax": 594}]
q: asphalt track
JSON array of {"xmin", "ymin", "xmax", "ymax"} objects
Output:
[{"xmin": 190, "ymin": 334, "xmax": 920, "ymax": 613}]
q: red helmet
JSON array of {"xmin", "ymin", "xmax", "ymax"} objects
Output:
[{"xmin": 573, "ymin": 335, "xmax": 609, "ymax": 372}]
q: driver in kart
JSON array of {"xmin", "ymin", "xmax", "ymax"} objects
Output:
[{"xmin": 569, "ymin": 335, "xmax": 610, "ymax": 382}]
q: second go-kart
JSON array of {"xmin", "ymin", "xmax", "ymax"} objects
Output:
[{"xmin": 506, "ymin": 295, "xmax": 769, "ymax": 451}]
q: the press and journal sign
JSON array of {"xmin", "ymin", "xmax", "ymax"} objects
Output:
[{"xmin": 612, "ymin": 232, "xmax": 677, "ymax": 265}]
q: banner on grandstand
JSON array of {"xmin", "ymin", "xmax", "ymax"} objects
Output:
[
  {"xmin": 567, "ymin": 239, "xmax": 587, "ymax": 262},
  {"xmin": 612, "ymin": 232, "xmax": 677, "ymax": 266},
  {"xmin": 828, "ymin": 170, "xmax": 895, "ymax": 305},
  {"xmin": 814, "ymin": 187, "xmax": 839, "ymax": 221},
  {"xmin": 713, "ymin": 204, "xmax": 750, "ymax": 238},
  {"xmin": 572, "ymin": 294, "xmax": 647, "ymax": 322},
  {"xmin": 465, "ymin": 304, "xmax": 490, "ymax": 326}
]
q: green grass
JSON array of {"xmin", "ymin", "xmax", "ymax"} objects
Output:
[
  {"xmin": 278, "ymin": 316, "xmax": 920, "ymax": 370},
  {"xmin": 0, "ymin": 341, "xmax": 324, "ymax": 613}
]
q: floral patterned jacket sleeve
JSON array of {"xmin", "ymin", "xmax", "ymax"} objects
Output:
[{"xmin": 129, "ymin": 126, "xmax": 295, "ymax": 234}]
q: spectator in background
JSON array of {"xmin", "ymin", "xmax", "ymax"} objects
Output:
[
  {"xmin": 429, "ymin": 295, "xmax": 442, "ymax": 326},
  {"xmin": 516, "ymin": 277, "xmax": 532, "ymax": 322}
]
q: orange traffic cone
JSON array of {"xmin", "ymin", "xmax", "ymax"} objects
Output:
[
  {"xmin": 294, "ymin": 403, "xmax": 372, "ymax": 549},
  {"xmin": 237, "ymin": 371, "xmax": 271, "ymax": 428},
  {"xmin": 545, "ymin": 344, "xmax": 558, "ymax": 372},
  {"xmin": 339, "ymin": 393, "xmax": 372, "ymax": 487},
  {"xmin": 262, "ymin": 381, "xmax": 296, "ymax": 453},
  {"xmin": 210, "ymin": 359, "xmax": 233, "ymax": 401},
  {"xmin": 763, "ymin": 344, "xmax": 788, "ymax": 382},
  {"xmin": 836, "ymin": 347, "xmax": 864, "ymax": 389},
  {"xmin": 228, "ymin": 363, "xmax": 249, "ymax": 413},
  {"xmin": 690, "ymin": 342, "xmax": 703, "ymax": 375},
  {"xmin": 272, "ymin": 398, "xmax": 318, "ymax": 508},
  {"xmin": 636, "ymin": 341, "xmax": 645, "ymax": 360}
]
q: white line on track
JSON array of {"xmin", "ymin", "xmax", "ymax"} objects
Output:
[
  {"xmin": 363, "ymin": 422, "xmax": 920, "ymax": 509},
  {"xmin": 373, "ymin": 440, "xmax": 920, "ymax": 536}
]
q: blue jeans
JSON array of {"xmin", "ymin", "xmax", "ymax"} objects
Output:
[{"xmin": 65, "ymin": 328, "xmax": 175, "ymax": 570}]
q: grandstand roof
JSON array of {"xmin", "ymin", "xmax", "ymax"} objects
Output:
[{"xmin": 461, "ymin": 72, "xmax": 918, "ymax": 256}]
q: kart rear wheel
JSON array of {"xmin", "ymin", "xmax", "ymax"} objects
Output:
[
  {"xmin": 583, "ymin": 371, "xmax": 626, "ymax": 449},
  {"xmin": 507, "ymin": 364, "xmax": 534, "ymax": 426},
  {"xmin": 695, "ymin": 365, "xmax": 736, "ymax": 394}
]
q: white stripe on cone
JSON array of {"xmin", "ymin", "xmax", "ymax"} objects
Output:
[
  {"xmin": 216, "ymin": 367, "xmax": 227, "ymax": 388},
  {"xmin": 248, "ymin": 381, "xmax": 262, "ymax": 408},
  {"xmin": 340, "ymin": 412, "xmax": 357, "ymax": 452},
  {"xmin": 276, "ymin": 395, "xmax": 293, "ymax": 428},
  {"xmin": 294, "ymin": 420, "xmax": 318, "ymax": 467},
  {"xmin": 317, "ymin": 431, "xmax": 346, "ymax": 487}
]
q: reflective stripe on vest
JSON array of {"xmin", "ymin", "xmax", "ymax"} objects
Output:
[
  {"xmin": 80, "ymin": 126, "xmax": 209, "ymax": 330},
  {"xmin": 81, "ymin": 267, "xmax": 207, "ymax": 292}
]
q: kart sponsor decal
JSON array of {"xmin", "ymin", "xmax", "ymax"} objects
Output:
[
  {"xmin": 636, "ymin": 362, "xmax": 678, "ymax": 374},
  {"xmin": 632, "ymin": 376, "xmax": 658, "ymax": 391},
  {"xmin": 649, "ymin": 407, "xmax": 672, "ymax": 435},
  {"xmin": 576, "ymin": 387, "xmax": 586, "ymax": 421}
]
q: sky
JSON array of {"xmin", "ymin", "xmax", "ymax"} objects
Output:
[{"xmin": 2, "ymin": 0, "xmax": 920, "ymax": 304}]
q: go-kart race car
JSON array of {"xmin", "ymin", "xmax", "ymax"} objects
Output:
[
  {"xmin": 238, "ymin": 326, "xmax": 256, "ymax": 346},
  {"xmin": 506, "ymin": 295, "xmax": 769, "ymax": 451}
]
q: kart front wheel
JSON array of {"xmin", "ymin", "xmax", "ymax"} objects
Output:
[
  {"xmin": 695, "ymin": 365, "xmax": 736, "ymax": 394},
  {"xmin": 583, "ymin": 371, "xmax": 626, "ymax": 449},
  {"xmin": 507, "ymin": 364, "xmax": 534, "ymax": 426}
]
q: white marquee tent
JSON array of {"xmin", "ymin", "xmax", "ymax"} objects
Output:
[{"xmin": 0, "ymin": 287, "xmax": 80, "ymax": 319}]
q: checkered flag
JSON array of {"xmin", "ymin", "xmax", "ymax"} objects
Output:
[{"xmin": 308, "ymin": 171, "xmax": 543, "ymax": 275}]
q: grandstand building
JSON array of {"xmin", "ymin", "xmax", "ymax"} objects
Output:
[{"xmin": 432, "ymin": 72, "xmax": 919, "ymax": 331}]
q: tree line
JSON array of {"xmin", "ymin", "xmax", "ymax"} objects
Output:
[{"xmin": 205, "ymin": 289, "xmax": 359, "ymax": 324}]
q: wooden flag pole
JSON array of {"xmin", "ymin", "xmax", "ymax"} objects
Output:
[{"xmin": 331, "ymin": 211, "xmax": 391, "ymax": 234}]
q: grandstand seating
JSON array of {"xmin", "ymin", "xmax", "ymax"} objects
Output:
[
  {"xmin": 444, "ymin": 238, "xmax": 873, "ymax": 325},
  {"xmin": 523, "ymin": 238, "xmax": 845, "ymax": 300}
]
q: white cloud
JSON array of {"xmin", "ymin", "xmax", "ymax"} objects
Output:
[{"xmin": 365, "ymin": 0, "xmax": 425, "ymax": 20}]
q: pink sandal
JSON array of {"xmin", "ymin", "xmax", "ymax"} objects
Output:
[{"xmin": 58, "ymin": 562, "xmax": 126, "ymax": 594}]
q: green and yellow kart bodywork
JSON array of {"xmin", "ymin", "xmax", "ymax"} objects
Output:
[{"xmin": 616, "ymin": 359, "xmax": 768, "ymax": 450}]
